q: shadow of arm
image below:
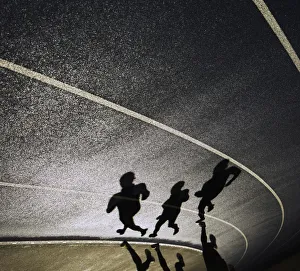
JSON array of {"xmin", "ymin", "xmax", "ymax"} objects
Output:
[
  {"xmin": 138, "ymin": 183, "xmax": 150, "ymax": 200},
  {"xmin": 225, "ymin": 167, "xmax": 241, "ymax": 187},
  {"xmin": 106, "ymin": 194, "xmax": 120, "ymax": 213}
]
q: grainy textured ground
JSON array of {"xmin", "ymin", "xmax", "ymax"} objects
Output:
[
  {"xmin": 0, "ymin": 242, "xmax": 205, "ymax": 271},
  {"xmin": 1, "ymin": 1, "xmax": 300, "ymax": 270}
]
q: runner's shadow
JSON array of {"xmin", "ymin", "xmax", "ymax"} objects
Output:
[
  {"xmin": 195, "ymin": 159, "xmax": 241, "ymax": 221},
  {"xmin": 151, "ymin": 243, "xmax": 185, "ymax": 271},
  {"xmin": 121, "ymin": 241, "xmax": 155, "ymax": 271},
  {"xmin": 149, "ymin": 181, "xmax": 189, "ymax": 237},
  {"xmin": 106, "ymin": 172, "xmax": 150, "ymax": 236},
  {"xmin": 199, "ymin": 222, "xmax": 229, "ymax": 271}
]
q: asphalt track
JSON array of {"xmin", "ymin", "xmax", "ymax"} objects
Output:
[
  {"xmin": 1, "ymin": 0, "xmax": 300, "ymax": 270},
  {"xmin": 0, "ymin": 241, "xmax": 206, "ymax": 271}
]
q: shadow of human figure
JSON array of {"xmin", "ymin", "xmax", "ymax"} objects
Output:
[
  {"xmin": 199, "ymin": 222, "xmax": 228, "ymax": 271},
  {"xmin": 195, "ymin": 159, "xmax": 241, "ymax": 222},
  {"xmin": 151, "ymin": 243, "xmax": 185, "ymax": 271},
  {"xmin": 121, "ymin": 241, "xmax": 155, "ymax": 271},
  {"xmin": 106, "ymin": 172, "xmax": 150, "ymax": 236},
  {"xmin": 149, "ymin": 181, "xmax": 189, "ymax": 237}
]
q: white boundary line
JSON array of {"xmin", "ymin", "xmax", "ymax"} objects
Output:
[
  {"xmin": 0, "ymin": 180, "xmax": 246, "ymax": 264},
  {"xmin": 0, "ymin": 58, "xmax": 284, "ymax": 262},
  {"xmin": 253, "ymin": 0, "xmax": 300, "ymax": 72},
  {"xmin": 0, "ymin": 240, "xmax": 202, "ymax": 253}
]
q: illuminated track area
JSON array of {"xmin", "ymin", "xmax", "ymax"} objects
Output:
[
  {"xmin": 0, "ymin": 182, "xmax": 249, "ymax": 264},
  {"xmin": 0, "ymin": 241, "xmax": 206, "ymax": 271},
  {"xmin": 0, "ymin": 59, "xmax": 283, "ymax": 267},
  {"xmin": 1, "ymin": 1, "xmax": 300, "ymax": 270}
]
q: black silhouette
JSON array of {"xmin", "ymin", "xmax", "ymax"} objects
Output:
[
  {"xmin": 106, "ymin": 172, "xmax": 150, "ymax": 236},
  {"xmin": 121, "ymin": 241, "xmax": 155, "ymax": 271},
  {"xmin": 149, "ymin": 181, "xmax": 189, "ymax": 237},
  {"xmin": 151, "ymin": 243, "xmax": 185, "ymax": 271},
  {"xmin": 195, "ymin": 159, "xmax": 241, "ymax": 221},
  {"xmin": 199, "ymin": 222, "xmax": 228, "ymax": 271}
]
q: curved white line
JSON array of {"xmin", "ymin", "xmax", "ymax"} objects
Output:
[
  {"xmin": 0, "ymin": 180, "xmax": 247, "ymax": 264},
  {"xmin": 0, "ymin": 58, "xmax": 284, "ymax": 259},
  {"xmin": 204, "ymin": 214, "xmax": 248, "ymax": 265}
]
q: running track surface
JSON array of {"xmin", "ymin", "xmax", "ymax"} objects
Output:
[{"xmin": 1, "ymin": 0, "xmax": 300, "ymax": 270}]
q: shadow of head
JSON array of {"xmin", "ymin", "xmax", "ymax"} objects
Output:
[
  {"xmin": 209, "ymin": 234, "xmax": 217, "ymax": 249},
  {"xmin": 120, "ymin": 172, "xmax": 135, "ymax": 188},
  {"xmin": 213, "ymin": 159, "xmax": 229, "ymax": 174}
]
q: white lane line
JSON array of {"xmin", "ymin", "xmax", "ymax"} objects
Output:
[
  {"xmin": 181, "ymin": 207, "xmax": 248, "ymax": 266},
  {"xmin": 272, "ymin": 228, "xmax": 300, "ymax": 256},
  {"xmin": 205, "ymin": 214, "xmax": 247, "ymax": 265},
  {"xmin": 253, "ymin": 0, "xmax": 300, "ymax": 72},
  {"xmin": 0, "ymin": 180, "xmax": 247, "ymax": 264},
  {"xmin": 0, "ymin": 181, "xmax": 98, "ymax": 196},
  {"xmin": 0, "ymin": 58, "xmax": 284, "ymax": 260},
  {"xmin": 0, "ymin": 240, "xmax": 202, "ymax": 253}
]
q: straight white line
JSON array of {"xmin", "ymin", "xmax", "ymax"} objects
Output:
[
  {"xmin": 253, "ymin": 0, "xmax": 300, "ymax": 72},
  {"xmin": 0, "ymin": 240, "xmax": 202, "ymax": 253},
  {"xmin": 0, "ymin": 181, "xmax": 98, "ymax": 196},
  {"xmin": 267, "ymin": 227, "xmax": 300, "ymax": 259},
  {"xmin": 284, "ymin": 228, "xmax": 300, "ymax": 244},
  {"xmin": 0, "ymin": 58, "xmax": 284, "ymax": 262},
  {"xmin": 0, "ymin": 180, "xmax": 247, "ymax": 264}
]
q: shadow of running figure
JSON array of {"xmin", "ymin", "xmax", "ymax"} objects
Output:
[
  {"xmin": 106, "ymin": 172, "xmax": 149, "ymax": 236},
  {"xmin": 151, "ymin": 243, "xmax": 185, "ymax": 271},
  {"xmin": 121, "ymin": 241, "xmax": 155, "ymax": 271},
  {"xmin": 195, "ymin": 159, "xmax": 241, "ymax": 222},
  {"xmin": 149, "ymin": 181, "xmax": 189, "ymax": 237},
  {"xmin": 199, "ymin": 222, "xmax": 228, "ymax": 271}
]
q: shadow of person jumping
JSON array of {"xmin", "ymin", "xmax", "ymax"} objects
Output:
[
  {"xmin": 195, "ymin": 159, "xmax": 241, "ymax": 222},
  {"xmin": 106, "ymin": 172, "xmax": 149, "ymax": 236},
  {"xmin": 199, "ymin": 222, "xmax": 229, "ymax": 271},
  {"xmin": 151, "ymin": 243, "xmax": 185, "ymax": 271},
  {"xmin": 149, "ymin": 181, "xmax": 189, "ymax": 237},
  {"xmin": 121, "ymin": 241, "xmax": 155, "ymax": 271}
]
